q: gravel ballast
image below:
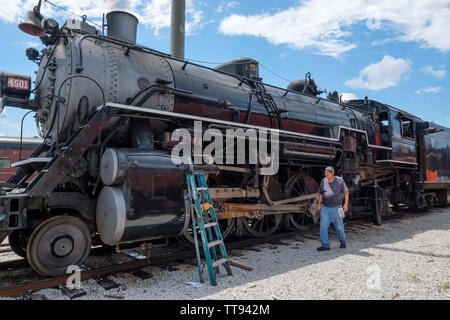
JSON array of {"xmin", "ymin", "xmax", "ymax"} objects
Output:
[{"xmin": 1, "ymin": 208, "xmax": 449, "ymax": 300}]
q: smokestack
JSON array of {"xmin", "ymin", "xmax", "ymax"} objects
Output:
[
  {"xmin": 106, "ymin": 11, "xmax": 139, "ymax": 44},
  {"xmin": 170, "ymin": 0, "xmax": 185, "ymax": 60}
]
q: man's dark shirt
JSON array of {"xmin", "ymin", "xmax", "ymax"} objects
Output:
[{"xmin": 318, "ymin": 176, "xmax": 348, "ymax": 207}]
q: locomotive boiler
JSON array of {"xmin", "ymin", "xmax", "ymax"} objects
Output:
[{"xmin": 0, "ymin": 2, "xmax": 449, "ymax": 276}]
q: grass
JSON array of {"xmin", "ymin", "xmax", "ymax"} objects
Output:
[
  {"xmin": 438, "ymin": 282, "xmax": 450, "ymax": 294},
  {"xmin": 408, "ymin": 275, "xmax": 422, "ymax": 283},
  {"xmin": 393, "ymin": 274, "xmax": 423, "ymax": 283}
]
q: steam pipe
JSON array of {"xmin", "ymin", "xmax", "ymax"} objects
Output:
[{"xmin": 19, "ymin": 111, "xmax": 33, "ymax": 160}]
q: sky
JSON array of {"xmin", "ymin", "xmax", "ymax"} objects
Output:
[{"xmin": 0, "ymin": 0, "xmax": 449, "ymax": 137}]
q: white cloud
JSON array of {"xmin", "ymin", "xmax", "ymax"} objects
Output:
[
  {"xmin": 340, "ymin": 93, "xmax": 358, "ymax": 101},
  {"xmin": 219, "ymin": 0, "xmax": 450, "ymax": 58},
  {"xmin": 216, "ymin": 1, "xmax": 239, "ymax": 14},
  {"xmin": 0, "ymin": 0, "xmax": 204, "ymax": 36},
  {"xmin": 421, "ymin": 65, "xmax": 446, "ymax": 78},
  {"xmin": 415, "ymin": 87, "xmax": 443, "ymax": 94},
  {"xmin": 345, "ymin": 55, "xmax": 411, "ymax": 91},
  {"xmin": 14, "ymin": 41, "xmax": 44, "ymax": 49},
  {"xmin": 0, "ymin": 113, "xmax": 20, "ymax": 132},
  {"xmin": 371, "ymin": 38, "xmax": 395, "ymax": 46}
]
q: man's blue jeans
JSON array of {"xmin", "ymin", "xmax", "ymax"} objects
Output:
[{"xmin": 320, "ymin": 205, "xmax": 346, "ymax": 248}]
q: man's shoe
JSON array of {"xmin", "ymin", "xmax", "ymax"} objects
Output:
[
  {"xmin": 340, "ymin": 243, "xmax": 346, "ymax": 249},
  {"xmin": 317, "ymin": 246, "xmax": 330, "ymax": 252}
]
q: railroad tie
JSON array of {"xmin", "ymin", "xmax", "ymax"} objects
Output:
[
  {"xmin": 96, "ymin": 277, "xmax": 120, "ymax": 291},
  {"xmin": 130, "ymin": 270, "xmax": 153, "ymax": 280},
  {"xmin": 59, "ymin": 285, "xmax": 87, "ymax": 299}
]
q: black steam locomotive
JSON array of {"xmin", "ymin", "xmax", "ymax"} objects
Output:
[{"xmin": 0, "ymin": 5, "xmax": 449, "ymax": 276}]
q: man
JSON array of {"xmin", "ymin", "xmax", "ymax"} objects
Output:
[{"xmin": 316, "ymin": 166, "xmax": 349, "ymax": 251}]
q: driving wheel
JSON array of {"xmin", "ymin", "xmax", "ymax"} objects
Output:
[
  {"xmin": 176, "ymin": 213, "xmax": 236, "ymax": 248},
  {"xmin": 284, "ymin": 174, "xmax": 318, "ymax": 230},
  {"xmin": 242, "ymin": 214, "xmax": 282, "ymax": 238}
]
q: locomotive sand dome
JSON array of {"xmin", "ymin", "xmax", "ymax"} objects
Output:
[
  {"xmin": 0, "ymin": 1, "xmax": 449, "ymax": 276},
  {"xmin": 215, "ymin": 58, "xmax": 260, "ymax": 80}
]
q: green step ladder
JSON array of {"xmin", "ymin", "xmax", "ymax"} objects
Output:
[{"xmin": 186, "ymin": 171, "xmax": 233, "ymax": 286}]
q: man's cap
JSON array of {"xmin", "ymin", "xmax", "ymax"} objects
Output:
[{"xmin": 325, "ymin": 166, "xmax": 335, "ymax": 174}]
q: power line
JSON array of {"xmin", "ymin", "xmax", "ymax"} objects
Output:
[
  {"xmin": 44, "ymin": 0, "xmax": 103, "ymax": 28},
  {"xmin": 260, "ymin": 64, "xmax": 292, "ymax": 83}
]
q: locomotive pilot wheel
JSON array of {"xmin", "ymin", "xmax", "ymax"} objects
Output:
[{"xmin": 26, "ymin": 216, "xmax": 92, "ymax": 277}]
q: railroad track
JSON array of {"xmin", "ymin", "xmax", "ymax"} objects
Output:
[
  {"xmin": 0, "ymin": 225, "xmax": 320, "ymax": 298},
  {"xmin": 0, "ymin": 209, "xmax": 433, "ymax": 299},
  {"xmin": 0, "ymin": 245, "xmax": 119, "ymax": 274}
]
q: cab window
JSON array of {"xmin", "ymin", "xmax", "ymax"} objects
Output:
[
  {"xmin": 379, "ymin": 112, "xmax": 390, "ymax": 133},
  {"xmin": 400, "ymin": 117, "xmax": 414, "ymax": 139},
  {"xmin": 391, "ymin": 112, "xmax": 402, "ymax": 138}
]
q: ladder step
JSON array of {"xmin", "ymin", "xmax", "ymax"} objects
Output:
[
  {"xmin": 204, "ymin": 222, "xmax": 218, "ymax": 229},
  {"xmin": 187, "ymin": 172, "xmax": 232, "ymax": 285},
  {"xmin": 212, "ymin": 259, "xmax": 228, "ymax": 268},
  {"xmin": 208, "ymin": 240, "xmax": 223, "ymax": 249}
]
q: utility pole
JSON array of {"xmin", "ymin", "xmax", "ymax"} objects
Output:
[{"xmin": 170, "ymin": 0, "xmax": 186, "ymax": 60}]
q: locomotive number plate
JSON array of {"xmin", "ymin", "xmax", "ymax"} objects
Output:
[{"xmin": 7, "ymin": 77, "xmax": 30, "ymax": 90}]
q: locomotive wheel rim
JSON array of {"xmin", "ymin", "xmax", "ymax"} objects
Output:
[
  {"xmin": 26, "ymin": 216, "xmax": 92, "ymax": 277},
  {"xmin": 242, "ymin": 214, "xmax": 282, "ymax": 238},
  {"xmin": 8, "ymin": 229, "xmax": 32, "ymax": 258},
  {"xmin": 285, "ymin": 174, "xmax": 318, "ymax": 231},
  {"xmin": 177, "ymin": 217, "xmax": 236, "ymax": 248}
]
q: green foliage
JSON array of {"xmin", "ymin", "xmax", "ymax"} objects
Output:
[
  {"xmin": 408, "ymin": 275, "xmax": 422, "ymax": 283},
  {"xmin": 438, "ymin": 282, "xmax": 450, "ymax": 293}
]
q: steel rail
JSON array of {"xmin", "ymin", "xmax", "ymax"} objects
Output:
[{"xmin": 0, "ymin": 246, "xmax": 116, "ymax": 273}]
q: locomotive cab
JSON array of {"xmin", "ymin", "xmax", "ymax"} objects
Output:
[
  {"xmin": 346, "ymin": 98, "xmax": 419, "ymax": 164},
  {"xmin": 389, "ymin": 110, "xmax": 418, "ymax": 164}
]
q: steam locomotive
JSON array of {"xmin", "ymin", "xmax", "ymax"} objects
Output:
[{"xmin": 0, "ymin": 4, "xmax": 449, "ymax": 276}]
